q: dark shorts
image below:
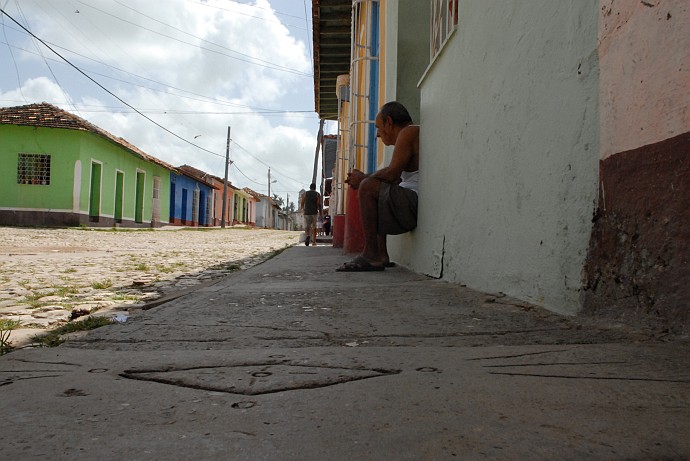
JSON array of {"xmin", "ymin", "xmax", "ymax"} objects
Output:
[{"xmin": 378, "ymin": 183, "xmax": 418, "ymax": 235}]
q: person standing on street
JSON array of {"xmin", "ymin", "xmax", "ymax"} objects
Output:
[
  {"xmin": 323, "ymin": 213, "xmax": 331, "ymax": 236},
  {"xmin": 300, "ymin": 183, "xmax": 321, "ymax": 246}
]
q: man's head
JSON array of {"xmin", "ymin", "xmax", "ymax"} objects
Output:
[
  {"xmin": 375, "ymin": 101, "xmax": 412, "ymax": 146},
  {"xmin": 309, "ymin": 183, "xmax": 316, "ymax": 190}
]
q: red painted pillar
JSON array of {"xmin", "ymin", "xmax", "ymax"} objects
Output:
[
  {"xmin": 332, "ymin": 214, "xmax": 345, "ymax": 248},
  {"xmin": 344, "ymin": 187, "xmax": 365, "ymax": 254}
]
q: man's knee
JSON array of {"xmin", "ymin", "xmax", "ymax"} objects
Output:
[{"xmin": 359, "ymin": 177, "xmax": 381, "ymax": 197}]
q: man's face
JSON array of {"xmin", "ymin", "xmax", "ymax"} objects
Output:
[{"xmin": 375, "ymin": 113, "xmax": 395, "ymax": 146}]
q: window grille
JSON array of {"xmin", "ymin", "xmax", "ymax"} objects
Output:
[
  {"xmin": 430, "ymin": 0, "xmax": 458, "ymax": 61},
  {"xmin": 349, "ymin": 0, "xmax": 380, "ymax": 174},
  {"xmin": 17, "ymin": 153, "xmax": 51, "ymax": 185}
]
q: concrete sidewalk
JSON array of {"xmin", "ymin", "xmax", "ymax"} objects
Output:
[{"xmin": 1, "ymin": 246, "xmax": 689, "ymax": 460}]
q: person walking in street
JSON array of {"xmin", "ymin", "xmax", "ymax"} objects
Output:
[{"xmin": 300, "ymin": 183, "xmax": 321, "ymax": 246}]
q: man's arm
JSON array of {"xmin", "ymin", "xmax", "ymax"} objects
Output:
[
  {"xmin": 346, "ymin": 125, "xmax": 419, "ymax": 188},
  {"xmin": 371, "ymin": 125, "xmax": 419, "ymax": 182}
]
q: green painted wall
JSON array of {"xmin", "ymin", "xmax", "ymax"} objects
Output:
[
  {"xmin": 0, "ymin": 125, "xmax": 79, "ymax": 210},
  {"xmin": 0, "ymin": 124, "xmax": 171, "ymax": 226}
]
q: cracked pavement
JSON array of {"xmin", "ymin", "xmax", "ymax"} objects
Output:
[{"xmin": 1, "ymin": 246, "xmax": 689, "ymax": 460}]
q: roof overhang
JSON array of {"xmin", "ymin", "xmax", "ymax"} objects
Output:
[{"xmin": 312, "ymin": 0, "xmax": 352, "ymax": 120}]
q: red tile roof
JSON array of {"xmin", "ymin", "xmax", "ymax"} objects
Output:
[
  {"xmin": 176, "ymin": 164, "xmax": 222, "ymax": 190},
  {"xmin": 0, "ymin": 102, "xmax": 177, "ymax": 172}
]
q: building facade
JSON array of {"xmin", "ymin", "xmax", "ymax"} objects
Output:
[
  {"xmin": 313, "ymin": 0, "xmax": 689, "ymax": 331},
  {"xmin": 0, "ymin": 103, "xmax": 173, "ymax": 228}
]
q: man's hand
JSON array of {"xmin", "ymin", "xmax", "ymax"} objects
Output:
[{"xmin": 345, "ymin": 169, "xmax": 367, "ymax": 189}]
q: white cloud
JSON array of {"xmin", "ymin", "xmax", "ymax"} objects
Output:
[{"xmin": 0, "ymin": 0, "xmax": 318, "ymax": 198}]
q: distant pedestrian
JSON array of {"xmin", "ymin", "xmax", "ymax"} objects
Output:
[
  {"xmin": 300, "ymin": 183, "xmax": 321, "ymax": 246},
  {"xmin": 323, "ymin": 213, "xmax": 331, "ymax": 236}
]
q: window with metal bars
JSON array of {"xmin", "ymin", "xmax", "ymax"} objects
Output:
[
  {"xmin": 17, "ymin": 153, "xmax": 51, "ymax": 185},
  {"xmin": 430, "ymin": 0, "xmax": 458, "ymax": 61}
]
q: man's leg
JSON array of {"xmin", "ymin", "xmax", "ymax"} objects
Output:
[
  {"xmin": 377, "ymin": 233, "xmax": 389, "ymax": 265},
  {"xmin": 358, "ymin": 177, "xmax": 384, "ymax": 263},
  {"xmin": 304, "ymin": 216, "xmax": 312, "ymax": 246}
]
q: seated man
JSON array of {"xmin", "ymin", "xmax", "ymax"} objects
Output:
[{"xmin": 337, "ymin": 101, "xmax": 419, "ymax": 271}]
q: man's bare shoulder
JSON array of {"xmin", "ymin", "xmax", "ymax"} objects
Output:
[
  {"xmin": 401, "ymin": 124, "xmax": 420, "ymax": 136},
  {"xmin": 397, "ymin": 124, "xmax": 420, "ymax": 156}
]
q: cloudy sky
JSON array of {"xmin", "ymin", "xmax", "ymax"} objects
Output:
[{"xmin": 0, "ymin": 0, "xmax": 329, "ymax": 205}]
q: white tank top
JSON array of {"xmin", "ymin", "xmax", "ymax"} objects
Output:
[{"xmin": 399, "ymin": 170, "xmax": 419, "ymax": 193}]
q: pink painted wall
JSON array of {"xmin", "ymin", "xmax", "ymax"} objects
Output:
[{"xmin": 599, "ymin": 0, "xmax": 690, "ymax": 159}]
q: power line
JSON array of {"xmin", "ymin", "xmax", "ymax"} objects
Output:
[
  {"xmin": 233, "ymin": 141, "xmax": 310, "ymax": 188},
  {"xmin": 0, "ymin": 11, "xmax": 25, "ymax": 102},
  {"xmin": 0, "ymin": 6, "xmax": 226, "ymax": 160},
  {"xmin": 1, "ymin": 4, "xmax": 317, "ymax": 196},
  {"xmin": 184, "ymin": 0, "xmax": 306, "ymax": 27},
  {"xmin": 0, "ymin": 33, "xmax": 314, "ymax": 114},
  {"xmin": 75, "ymin": 1, "xmax": 312, "ymax": 77},
  {"xmin": 303, "ymin": 0, "xmax": 313, "ymax": 75},
  {"xmin": 230, "ymin": 161, "xmax": 263, "ymax": 186},
  {"xmin": 15, "ymin": 1, "xmax": 76, "ymax": 113}
]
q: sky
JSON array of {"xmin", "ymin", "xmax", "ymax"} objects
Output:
[{"xmin": 0, "ymin": 0, "xmax": 330, "ymax": 206}]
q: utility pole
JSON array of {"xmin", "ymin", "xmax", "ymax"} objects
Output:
[
  {"xmin": 267, "ymin": 168, "xmax": 276, "ymax": 229},
  {"xmin": 268, "ymin": 167, "xmax": 273, "ymax": 199},
  {"xmin": 221, "ymin": 126, "xmax": 231, "ymax": 228},
  {"xmin": 312, "ymin": 119, "xmax": 324, "ymax": 185},
  {"xmin": 286, "ymin": 192, "xmax": 290, "ymax": 230}
]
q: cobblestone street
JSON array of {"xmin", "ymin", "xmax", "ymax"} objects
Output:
[{"xmin": 0, "ymin": 226, "xmax": 300, "ymax": 336}]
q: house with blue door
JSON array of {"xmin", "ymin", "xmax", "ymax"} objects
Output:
[
  {"xmin": 169, "ymin": 170, "xmax": 218, "ymax": 227},
  {"xmin": 178, "ymin": 164, "xmax": 235, "ymax": 226}
]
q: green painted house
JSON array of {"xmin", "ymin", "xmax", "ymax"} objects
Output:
[{"xmin": 0, "ymin": 103, "xmax": 175, "ymax": 227}]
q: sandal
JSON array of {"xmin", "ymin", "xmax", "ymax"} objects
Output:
[{"xmin": 336, "ymin": 256, "xmax": 385, "ymax": 272}]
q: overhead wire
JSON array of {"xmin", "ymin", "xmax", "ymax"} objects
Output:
[
  {"xmin": 75, "ymin": 1, "xmax": 312, "ymax": 77},
  {"xmin": 0, "ymin": 9, "xmax": 26, "ymax": 103},
  {"xmin": 0, "ymin": 7, "xmax": 228, "ymax": 160},
  {"xmin": 42, "ymin": 0, "xmax": 204, "ymax": 136},
  {"xmin": 15, "ymin": 1, "xmax": 77, "ymax": 113},
  {"xmin": 233, "ymin": 141, "xmax": 310, "ymax": 189},
  {"xmin": 184, "ymin": 0, "xmax": 306, "ymax": 27},
  {"xmin": 303, "ymin": 0, "xmax": 313, "ymax": 75},
  {"xmin": 229, "ymin": 161, "xmax": 263, "ymax": 186},
  {"xmin": 0, "ymin": 31, "xmax": 313, "ymax": 114},
  {"xmin": 1, "ymin": 2, "xmax": 317, "ymax": 195}
]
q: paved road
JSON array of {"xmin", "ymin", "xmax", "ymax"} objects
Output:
[{"xmin": 1, "ymin": 246, "xmax": 688, "ymax": 460}]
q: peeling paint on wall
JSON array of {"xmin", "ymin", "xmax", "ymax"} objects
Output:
[
  {"xmin": 585, "ymin": 0, "xmax": 690, "ymax": 333},
  {"xmin": 584, "ymin": 132, "xmax": 690, "ymax": 332}
]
